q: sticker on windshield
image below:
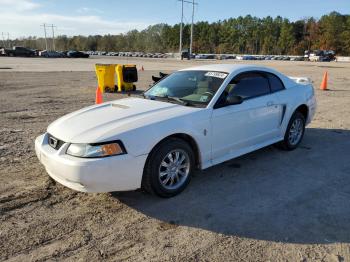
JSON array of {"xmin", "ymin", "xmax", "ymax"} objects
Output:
[
  {"xmin": 205, "ymin": 72, "xmax": 228, "ymax": 79},
  {"xmin": 199, "ymin": 95, "xmax": 209, "ymax": 102}
]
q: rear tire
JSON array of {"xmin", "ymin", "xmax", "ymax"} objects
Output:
[
  {"xmin": 278, "ymin": 111, "xmax": 306, "ymax": 150},
  {"xmin": 142, "ymin": 138, "xmax": 194, "ymax": 198}
]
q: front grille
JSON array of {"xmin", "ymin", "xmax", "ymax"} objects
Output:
[{"xmin": 48, "ymin": 134, "xmax": 65, "ymax": 150}]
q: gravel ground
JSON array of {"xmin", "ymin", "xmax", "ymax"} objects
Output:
[{"xmin": 0, "ymin": 57, "xmax": 349, "ymax": 261}]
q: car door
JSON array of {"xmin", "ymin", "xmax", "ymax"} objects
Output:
[
  {"xmin": 210, "ymin": 71, "xmax": 282, "ymax": 163},
  {"xmin": 265, "ymin": 72, "xmax": 289, "ymax": 132}
]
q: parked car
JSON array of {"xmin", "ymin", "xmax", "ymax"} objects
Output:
[
  {"xmin": 67, "ymin": 51, "xmax": 89, "ymax": 58},
  {"xmin": 35, "ymin": 64, "xmax": 316, "ymax": 197},
  {"xmin": 242, "ymin": 55, "xmax": 255, "ymax": 60},
  {"xmin": 254, "ymin": 56, "xmax": 265, "ymax": 60},
  {"xmin": 221, "ymin": 55, "xmax": 235, "ymax": 59},
  {"xmin": 195, "ymin": 54, "xmax": 206, "ymax": 59},
  {"xmin": 195, "ymin": 54, "xmax": 215, "ymax": 59},
  {"xmin": 291, "ymin": 56, "xmax": 304, "ymax": 61},
  {"xmin": 275, "ymin": 56, "xmax": 284, "ymax": 60},
  {"xmin": 39, "ymin": 50, "xmax": 65, "ymax": 58}
]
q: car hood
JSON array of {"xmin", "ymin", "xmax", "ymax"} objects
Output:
[{"xmin": 47, "ymin": 97, "xmax": 199, "ymax": 143}]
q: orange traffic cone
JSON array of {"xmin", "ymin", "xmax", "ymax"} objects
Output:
[
  {"xmin": 320, "ymin": 72, "xmax": 328, "ymax": 90},
  {"xmin": 95, "ymin": 86, "xmax": 103, "ymax": 104}
]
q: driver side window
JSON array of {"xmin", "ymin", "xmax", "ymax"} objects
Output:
[
  {"xmin": 215, "ymin": 71, "xmax": 271, "ymax": 108},
  {"xmin": 228, "ymin": 72, "xmax": 270, "ymax": 99}
]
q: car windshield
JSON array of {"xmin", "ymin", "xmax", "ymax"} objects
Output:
[{"xmin": 144, "ymin": 70, "xmax": 228, "ymax": 106}]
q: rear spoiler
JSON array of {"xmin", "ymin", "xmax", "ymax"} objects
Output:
[{"xmin": 289, "ymin": 77, "xmax": 312, "ymax": 85}]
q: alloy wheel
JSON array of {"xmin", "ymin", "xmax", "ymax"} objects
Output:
[{"xmin": 158, "ymin": 149, "xmax": 190, "ymax": 190}]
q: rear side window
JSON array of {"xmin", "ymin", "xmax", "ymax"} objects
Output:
[
  {"xmin": 229, "ymin": 72, "xmax": 270, "ymax": 99},
  {"xmin": 267, "ymin": 73, "xmax": 285, "ymax": 92}
]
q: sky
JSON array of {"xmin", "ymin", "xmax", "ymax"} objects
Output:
[{"xmin": 0, "ymin": 0, "xmax": 349, "ymax": 39}]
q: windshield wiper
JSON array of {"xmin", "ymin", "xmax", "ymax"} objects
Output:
[
  {"xmin": 164, "ymin": 95, "xmax": 199, "ymax": 107},
  {"xmin": 166, "ymin": 96, "xmax": 189, "ymax": 105},
  {"xmin": 147, "ymin": 95, "xmax": 198, "ymax": 107}
]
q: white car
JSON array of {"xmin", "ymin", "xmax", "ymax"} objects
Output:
[{"xmin": 35, "ymin": 64, "xmax": 316, "ymax": 197}]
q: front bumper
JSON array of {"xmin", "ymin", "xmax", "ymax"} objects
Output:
[{"xmin": 35, "ymin": 133, "xmax": 147, "ymax": 193}]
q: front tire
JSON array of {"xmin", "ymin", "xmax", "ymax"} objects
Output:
[
  {"xmin": 279, "ymin": 111, "xmax": 306, "ymax": 150},
  {"xmin": 142, "ymin": 138, "xmax": 194, "ymax": 198}
]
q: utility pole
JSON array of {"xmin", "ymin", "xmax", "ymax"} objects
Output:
[
  {"xmin": 7, "ymin": 33, "xmax": 10, "ymax": 48},
  {"xmin": 41, "ymin": 23, "xmax": 48, "ymax": 50},
  {"xmin": 49, "ymin": 24, "xmax": 56, "ymax": 51},
  {"xmin": 178, "ymin": 0, "xmax": 197, "ymax": 60},
  {"xmin": 1, "ymin": 32, "xmax": 5, "ymax": 48},
  {"xmin": 179, "ymin": 0, "xmax": 184, "ymax": 60},
  {"xmin": 189, "ymin": 0, "xmax": 195, "ymax": 58}
]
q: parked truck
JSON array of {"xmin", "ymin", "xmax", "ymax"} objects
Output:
[
  {"xmin": 305, "ymin": 50, "xmax": 335, "ymax": 62},
  {"xmin": 0, "ymin": 46, "xmax": 36, "ymax": 57}
]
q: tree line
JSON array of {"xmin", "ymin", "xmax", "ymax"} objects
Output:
[{"xmin": 5, "ymin": 12, "xmax": 350, "ymax": 55}]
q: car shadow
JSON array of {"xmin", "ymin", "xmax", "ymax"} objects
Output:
[{"xmin": 111, "ymin": 128, "xmax": 350, "ymax": 244}]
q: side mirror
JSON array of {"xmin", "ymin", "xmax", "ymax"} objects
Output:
[{"xmin": 226, "ymin": 95, "xmax": 243, "ymax": 105}]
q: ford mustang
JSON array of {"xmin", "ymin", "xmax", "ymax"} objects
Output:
[{"xmin": 35, "ymin": 64, "xmax": 316, "ymax": 197}]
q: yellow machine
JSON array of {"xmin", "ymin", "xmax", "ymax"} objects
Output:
[
  {"xmin": 115, "ymin": 64, "xmax": 138, "ymax": 92},
  {"xmin": 95, "ymin": 64, "xmax": 116, "ymax": 92}
]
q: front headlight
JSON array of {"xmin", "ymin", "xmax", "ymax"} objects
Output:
[{"xmin": 66, "ymin": 141, "xmax": 126, "ymax": 158}]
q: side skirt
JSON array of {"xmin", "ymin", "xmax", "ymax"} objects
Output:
[{"xmin": 203, "ymin": 137, "xmax": 283, "ymax": 170}]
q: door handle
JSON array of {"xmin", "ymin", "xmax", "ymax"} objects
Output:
[{"xmin": 267, "ymin": 101, "xmax": 274, "ymax": 106}]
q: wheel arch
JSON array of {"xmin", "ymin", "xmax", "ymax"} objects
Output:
[
  {"xmin": 294, "ymin": 104, "xmax": 308, "ymax": 120},
  {"xmin": 145, "ymin": 133, "xmax": 202, "ymax": 170},
  {"xmin": 282, "ymin": 103, "xmax": 309, "ymax": 137},
  {"xmin": 279, "ymin": 103, "xmax": 308, "ymax": 150}
]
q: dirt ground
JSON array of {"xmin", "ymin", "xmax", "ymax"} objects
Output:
[{"xmin": 0, "ymin": 57, "xmax": 349, "ymax": 262}]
